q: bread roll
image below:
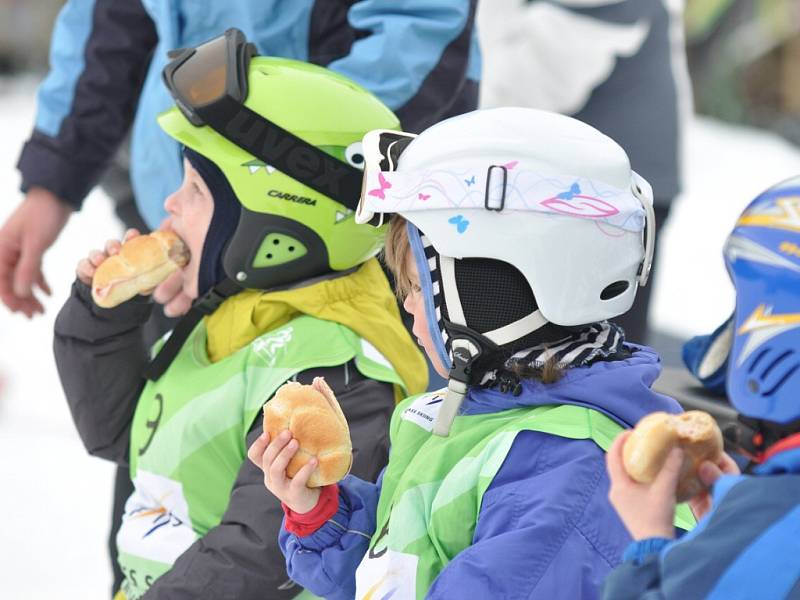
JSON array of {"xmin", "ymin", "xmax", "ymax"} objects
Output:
[
  {"xmin": 263, "ymin": 377, "xmax": 352, "ymax": 487},
  {"xmin": 92, "ymin": 231, "xmax": 189, "ymax": 308},
  {"xmin": 623, "ymin": 411, "xmax": 723, "ymax": 502}
]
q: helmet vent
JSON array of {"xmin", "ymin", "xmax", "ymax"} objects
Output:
[
  {"xmin": 600, "ymin": 281, "xmax": 629, "ymax": 300},
  {"xmin": 252, "ymin": 233, "xmax": 308, "ymax": 268},
  {"xmin": 748, "ymin": 347, "xmax": 771, "ymax": 373},
  {"xmin": 763, "ymin": 363, "xmax": 800, "ymax": 397},
  {"xmin": 745, "ymin": 347, "xmax": 800, "ymax": 398},
  {"xmin": 761, "ymin": 349, "xmax": 794, "ymax": 380}
]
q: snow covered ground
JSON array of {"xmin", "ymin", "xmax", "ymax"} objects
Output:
[{"xmin": 0, "ymin": 76, "xmax": 799, "ymax": 598}]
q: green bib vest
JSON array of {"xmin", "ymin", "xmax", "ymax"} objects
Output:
[
  {"xmin": 117, "ymin": 315, "xmax": 403, "ymax": 600},
  {"xmin": 354, "ymin": 390, "xmax": 696, "ymax": 600}
]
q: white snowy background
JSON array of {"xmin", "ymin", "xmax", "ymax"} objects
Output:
[{"xmin": 0, "ymin": 72, "xmax": 799, "ymax": 598}]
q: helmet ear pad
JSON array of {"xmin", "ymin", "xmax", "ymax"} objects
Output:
[
  {"xmin": 434, "ymin": 255, "xmax": 574, "ymax": 371},
  {"xmin": 222, "ymin": 206, "xmax": 330, "ymax": 289}
]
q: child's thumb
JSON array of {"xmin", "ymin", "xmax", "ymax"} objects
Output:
[{"xmin": 653, "ymin": 447, "xmax": 685, "ymax": 496}]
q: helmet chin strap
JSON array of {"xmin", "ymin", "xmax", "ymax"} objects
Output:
[
  {"xmin": 433, "ymin": 326, "xmax": 490, "ymax": 437},
  {"xmin": 143, "ymin": 277, "xmax": 243, "ymax": 381},
  {"xmin": 432, "ymin": 256, "xmax": 550, "ymax": 437}
]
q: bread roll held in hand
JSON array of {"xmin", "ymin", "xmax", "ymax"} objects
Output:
[
  {"xmin": 263, "ymin": 377, "xmax": 352, "ymax": 487},
  {"xmin": 92, "ymin": 231, "xmax": 190, "ymax": 308},
  {"xmin": 623, "ymin": 411, "xmax": 723, "ymax": 502}
]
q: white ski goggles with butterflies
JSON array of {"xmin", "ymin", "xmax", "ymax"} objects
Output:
[{"xmin": 355, "ymin": 129, "xmax": 657, "ymax": 286}]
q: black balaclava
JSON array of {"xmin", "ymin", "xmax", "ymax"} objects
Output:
[{"xmin": 183, "ymin": 147, "xmax": 242, "ymax": 297}]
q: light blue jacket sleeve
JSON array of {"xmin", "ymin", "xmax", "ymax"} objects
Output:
[
  {"xmin": 279, "ymin": 473, "xmax": 382, "ymax": 600},
  {"xmin": 327, "ymin": 0, "xmax": 480, "ymax": 132},
  {"xmin": 19, "ymin": 0, "xmax": 156, "ymax": 208}
]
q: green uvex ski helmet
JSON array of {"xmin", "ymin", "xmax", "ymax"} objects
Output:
[{"xmin": 157, "ymin": 57, "xmax": 400, "ymax": 289}]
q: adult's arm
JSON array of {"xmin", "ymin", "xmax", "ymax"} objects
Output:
[
  {"xmin": 53, "ymin": 280, "xmax": 153, "ymax": 465},
  {"xmin": 17, "ymin": 0, "xmax": 157, "ymax": 209},
  {"xmin": 319, "ymin": 0, "xmax": 480, "ymax": 133}
]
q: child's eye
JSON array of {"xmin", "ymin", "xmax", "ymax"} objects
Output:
[{"xmin": 411, "ymin": 283, "xmax": 422, "ymax": 294}]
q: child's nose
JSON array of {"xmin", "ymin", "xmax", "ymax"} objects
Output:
[
  {"xmin": 163, "ymin": 191, "xmax": 180, "ymax": 215},
  {"xmin": 402, "ymin": 293, "xmax": 415, "ymax": 314}
]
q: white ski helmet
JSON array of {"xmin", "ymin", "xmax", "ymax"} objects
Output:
[{"xmin": 356, "ymin": 107, "xmax": 655, "ymax": 434}]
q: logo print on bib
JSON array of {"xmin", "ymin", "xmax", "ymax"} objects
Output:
[
  {"xmin": 252, "ymin": 327, "xmax": 294, "ymax": 366},
  {"xmin": 401, "ymin": 392, "xmax": 445, "ymax": 432}
]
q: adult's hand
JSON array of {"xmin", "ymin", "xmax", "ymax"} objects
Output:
[{"xmin": 0, "ymin": 187, "xmax": 72, "ymax": 317}]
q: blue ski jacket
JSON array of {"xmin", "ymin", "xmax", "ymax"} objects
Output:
[
  {"xmin": 602, "ymin": 445, "xmax": 800, "ymax": 600},
  {"xmin": 18, "ymin": 0, "xmax": 480, "ymax": 229},
  {"xmin": 279, "ymin": 345, "xmax": 683, "ymax": 599}
]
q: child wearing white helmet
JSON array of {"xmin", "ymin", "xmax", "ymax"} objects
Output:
[{"xmin": 249, "ymin": 107, "xmax": 694, "ymax": 599}]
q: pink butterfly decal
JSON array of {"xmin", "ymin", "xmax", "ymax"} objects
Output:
[
  {"xmin": 541, "ymin": 197, "xmax": 619, "ymax": 218},
  {"xmin": 540, "ymin": 182, "xmax": 619, "ymax": 218},
  {"xmin": 503, "ymin": 160, "xmax": 519, "ymax": 170},
  {"xmin": 418, "ymin": 193, "xmax": 431, "ymax": 201},
  {"xmin": 368, "ymin": 173, "xmax": 392, "ymax": 200}
]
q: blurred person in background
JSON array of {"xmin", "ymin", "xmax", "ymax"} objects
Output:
[
  {"xmin": 1, "ymin": 1, "xmax": 479, "ymax": 595},
  {"xmin": 684, "ymin": 0, "xmax": 800, "ymax": 146},
  {"xmin": 0, "ymin": 0, "xmax": 480, "ymax": 319},
  {"xmin": 478, "ymin": 0, "xmax": 691, "ymax": 345}
]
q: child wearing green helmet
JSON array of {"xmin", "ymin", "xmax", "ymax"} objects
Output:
[{"xmin": 53, "ymin": 30, "xmax": 427, "ymax": 600}]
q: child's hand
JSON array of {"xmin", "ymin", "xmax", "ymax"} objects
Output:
[
  {"xmin": 687, "ymin": 452, "xmax": 740, "ymax": 520},
  {"xmin": 606, "ymin": 430, "xmax": 684, "ymax": 541},
  {"xmin": 76, "ymin": 229, "xmax": 140, "ymax": 285},
  {"xmin": 152, "ymin": 270, "xmax": 192, "ymax": 317},
  {"xmin": 247, "ymin": 429, "xmax": 321, "ymax": 514},
  {"xmin": 151, "ymin": 217, "xmax": 192, "ymax": 317}
]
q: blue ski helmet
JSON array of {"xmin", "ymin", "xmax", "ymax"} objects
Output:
[{"xmin": 725, "ymin": 175, "xmax": 800, "ymax": 423}]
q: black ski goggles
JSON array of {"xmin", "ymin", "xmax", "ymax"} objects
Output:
[
  {"xmin": 163, "ymin": 28, "xmax": 255, "ymax": 128},
  {"xmin": 161, "ymin": 28, "xmax": 363, "ymax": 209}
]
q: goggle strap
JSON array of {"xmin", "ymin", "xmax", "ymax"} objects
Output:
[{"xmin": 196, "ymin": 97, "xmax": 364, "ymax": 210}]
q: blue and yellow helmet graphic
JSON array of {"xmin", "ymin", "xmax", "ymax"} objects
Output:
[{"xmin": 724, "ymin": 175, "xmax": 800, "ymax": 423}]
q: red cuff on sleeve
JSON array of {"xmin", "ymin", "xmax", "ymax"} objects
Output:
[{"xmin": 282, "ymin": 484, "xmax": 340, "ymax": 537}]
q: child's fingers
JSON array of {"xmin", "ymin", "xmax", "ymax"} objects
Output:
[
  {"xmin": 123, "ymin": 228, "xmax": 140, "ymax": 242},
  {"xmin": 247, "ymin": 432, "xmax": 270, "ymax": 469},
  {"xmin": 289, "ymin": 458, "xmax": 318, "ymax": 494},
  {"xmin": 261, "ymin": 431, "xmax": 292, "ymax": 477},
  {"xmin": 76, "ymin": 258, "xmax": 96, "ymax": 284},
  {"xmin": 105, "ymin": 239, "xmax": 122, "ymax": 256},
  {"xmin": 717, "ymin": 452, "xmax": 741, "ymax": 476},
  {"xmin": 688, "ymin": 489, "xmax": 712, "ymax": 521},
  {"xmin": 153, "ymin": 271, "xmax": 183, "ymax": 305},
  {"xmin": 268, "ymin": 438, "xmax": 300, "ymax": 487},
  {"xmin": 605, "ymin": 431, "xmax": 633, "ymax": 485},
  {"xmin": 163, "ymin": 292, "xmax": 192, "ymax": 318},
  {"xmin": 697, "ymin": 461, "xmax": 723, "ymax": 488},
  {"xmin": 89, "ymin": 249, "xmax": 107, "ymax": 268},
  {"xmin": 652, "ymin": 447, "xmax": 685, "ymax": 497}
]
